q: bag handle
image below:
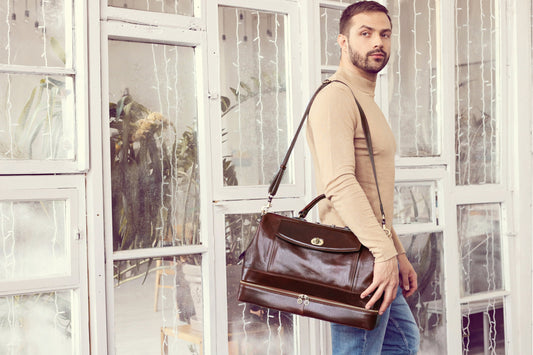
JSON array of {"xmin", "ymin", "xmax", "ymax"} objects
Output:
[{"xmin": 266, "ymin": 80, "xmax": 389, "ymax": 234}]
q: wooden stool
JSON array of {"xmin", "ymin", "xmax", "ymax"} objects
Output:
[{"xmin": 161, "ymin": 324, "xmax": 202, "ymax": 355}]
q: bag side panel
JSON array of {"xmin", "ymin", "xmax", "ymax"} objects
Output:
[{"xmin": 267, "ymin": 235, "xmax": 359, "ymax": 291}]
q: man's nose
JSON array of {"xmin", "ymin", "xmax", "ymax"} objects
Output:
[{"xmin": 372, "ymin": 33, "xmax": 384, "ymax": 48}]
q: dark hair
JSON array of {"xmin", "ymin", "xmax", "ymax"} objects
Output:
[{"xmin": 339, "ymin": 1, "xmax": 391, "ymax": 35}]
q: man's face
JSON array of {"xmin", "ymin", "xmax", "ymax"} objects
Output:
[{"xmin": 342, "ymin": 12, "xmax": 392, "ymax": 75}]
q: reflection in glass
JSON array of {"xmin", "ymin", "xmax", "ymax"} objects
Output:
[
  {"xmin": 0, "ymin": 290, "xmax": 75, "ymax": 354},
  {"xmin": 400, "ymin": 232, "xmax": 446, "ymax": 354},
  {"xmin": 219, "ymin": 7, "xmax": 291, "ymax": 186},
  {"xmin": 108, "ymin": 41, "xmax": 199, "ymax": 251},
  {"xmin": 462, "ymin": 299, "xmax": 505, "ymax": 354},
  {"xmin": 388, "ymin": 0, "xmax": 439, "ymax": 157},
  {"xmin": 114, "ymin": 256, "xmax": 202, "ymax": 355},
  {"xmin": 455, "ymin": 0, "xmax": 499, "ymax": 185},
  {"xmin": 0, "ymin": 74, "xmax": 76, "ymax": 160},
  {"xmin": 108, "ymin": 0, "xmax": 194, "ymax": 16},
  {"xmin": 320, "ymin": 7, "xmax": 342, "ymax": 66},
  {"xmin": 0, "ymin": 0, "xmax": 68, "ymax": 67},
  {"xmin": 457, "ymin": 204, "xmax": 502, "ymax": 296},
  {"xmin": 0, "ymin": 200, "xmax": 69, "ymax": 281},
  {"xmin": 225, "ymin": 212, "xmax": 295, "ymax": 354},
  {"xmin": 393, "ymin": 184, "xmax": 433, "ymax": 225}
]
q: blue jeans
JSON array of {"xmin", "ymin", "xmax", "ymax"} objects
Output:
[{"xmin": 331, "ymin": 287, "xmax": 420, "ymax": 354}]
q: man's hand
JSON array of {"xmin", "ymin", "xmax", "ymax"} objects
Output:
[
  {"xmin": 398, "ymin": 253, "xmax": 418, "ymax": 298},
  {"xmin": 360, "ymin": 257, "xmax": 399, "ymax": 315}
]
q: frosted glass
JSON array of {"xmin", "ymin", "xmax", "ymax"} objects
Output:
[
  {"xmin": 225, "ymin": 212, "xmax": 295, "ymax": 354},
  {"xmin": 0, "ymin": 200, "xmax": 69, "ymax": 281},
  {"xmin": 400, "ymin": 232, "xmax": 446, "ymax": 354},
  {"xmin": 0, "ymin": 291, "xmax": 75, "ymax": 355},
  {"xmin": 388, "ymin": 0, "xmax": 439, "ymax": 157},
  {"xmin": 320, "ymin": 7, "xmax": 342, "ymax": 66},
  {"xmin": 114, "ymin": 256, "xmax": 203, "ymax": 355},
  {"xmin": 393, "ymin": 184, "xmax": 433, "ymax": 225},
  {"xmin": 0, "ymin": 0, "xmax": 68, "ymax": 67},
  {"xmin": 108, "ymin": 41, "xmax": 199, "ymax": 251},
  {"xmin": 457, "ymin": 204, "xmax": 502, "ymax": 296},
  {"xmin": 0, "ymin": 74, "xmax": 76, "ymax": 160},
  {"xmin": 219, "ymin": 7, "xmax": 291, "ymax": 187},
  {"xmin": 108, "ymin": 0, "xmax": 193, "ymax": 16},
  {"xmin": 455, "ymin": 0, "xmax": 499, "ymax": 185}
]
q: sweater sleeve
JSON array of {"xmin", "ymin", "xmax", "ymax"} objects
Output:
[
  {"xmin": 391, "ymin": 226, "xmax": 406, "ymax": 255},
  {"xmin": 308, "ymin": 84, "xmax": 397, "ymax": 262}
]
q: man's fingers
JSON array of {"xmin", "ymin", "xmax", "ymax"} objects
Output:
[
  {"xmin": 360, "ymin": 281, "xmax": 378, "ymax": 300},
  {"xmin": 364, "ymin": 284, "xmax": 385, "ymax": 310},
  {"xmin": 406, "ymin": 273, "xmax": 418, "ymax": 297},
  {"xmin": 378, "ymin": 285, "xmax": 397, "ymax": 315},
  {"xmin": 402, "ymin": 271, "xmax": 418, "ymax": 298}
]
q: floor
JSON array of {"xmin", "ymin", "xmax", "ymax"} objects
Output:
[{"xmin": 113, "ymin": 262, "xmax": 199, "ymax": 355}]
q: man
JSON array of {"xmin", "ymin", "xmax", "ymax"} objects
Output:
[{"xmin": 306, "ymin": 2, "xmax": 420, "ymax": 354}]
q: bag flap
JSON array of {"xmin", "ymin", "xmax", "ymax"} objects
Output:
[{"xmin": 275, "ymin": 217, "xmax": 361, "ymax": 253}]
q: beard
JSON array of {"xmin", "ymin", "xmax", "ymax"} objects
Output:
[{"xmin": 348, "ymin": 45, "xmax": 389, "ymax": 74}]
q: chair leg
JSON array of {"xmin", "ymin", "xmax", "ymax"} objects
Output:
[{"xmin": 154, "ymin": 260, "xmax": 162, "ymax": 311}]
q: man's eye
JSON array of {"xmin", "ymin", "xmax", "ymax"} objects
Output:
[
  {"xmin": 382, "ymin": 33, "xmax": 391, "ymax": 39},
  {"xmin": 361, "ymin": 31, "xmax": 370, "ymax": 36}
]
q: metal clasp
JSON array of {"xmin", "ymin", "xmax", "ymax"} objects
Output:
[
  {"xmin": 261, "ymin": 195, "xmax": 273, "ymax": 216},
  {"xmin": 310, "ymin": 237, "xmax": 324, "ymax": 246},
  {"xmin": 297, "ymin": 294, "xmax": 310, "ymax": 306},
  {"xmin": 382, "ymin": 214, "xmax": 391, "ymax": 238},
  {"xmin": 382, "ymin": 224, "xmax": 392, "ymax": 238}
]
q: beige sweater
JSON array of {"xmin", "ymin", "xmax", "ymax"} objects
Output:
[{"xmin": 306, "ymin": 68, "xmax": 405, "ymax": 262}]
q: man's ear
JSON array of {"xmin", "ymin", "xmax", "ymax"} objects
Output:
[{"xmin": 337, "ymin": 34, "xmax": 348, "ymax": 53}]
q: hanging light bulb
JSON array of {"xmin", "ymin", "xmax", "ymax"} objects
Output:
[
  {"xmin": 10, "ymin": 0, "xmax": 16, "ymax": 26},
  {"xmin": 24, "ymin": 0, "xmax": 30, "ymax": 23},
  {"xmin": 34, "ymin": 0, "xmax": 40, "ymax": 33}
]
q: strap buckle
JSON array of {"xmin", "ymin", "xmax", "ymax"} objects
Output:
[{"xmin": 261, "ymin": 195, "xmax": 273, "ymax": 216}]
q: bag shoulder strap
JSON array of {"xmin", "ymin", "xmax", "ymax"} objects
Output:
[{"xmin": 266, "ymin": 79, "xmax": 388, "ymax": 229}]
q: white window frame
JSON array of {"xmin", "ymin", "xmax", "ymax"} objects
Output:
[
  {"xmin": 99, "ymin": 6, "xmax": 216, "ymax": 354},
  {"xmin": 0, "ymin": 175, "xmax": 89, "ymax": 355},
  {"xmin": 207, "ymin": 0, "xmax": 306, "ymax": 201},
  {"xmin": 212, "ymin": 196, "xmax": 313, "ymax": 354},
  {"xmin": 0, "ymin": 0, "xmax": 89, "ymax": 174},
  {"xmin": 81, "ymin": 1, "xmax": 533, "ymax": 354}
]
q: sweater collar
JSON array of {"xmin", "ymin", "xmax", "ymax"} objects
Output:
[{"xmin": 334, "ymin": 67, "xmax": 376, "ymax": 97}]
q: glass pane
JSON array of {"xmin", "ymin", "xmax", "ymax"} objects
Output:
[
  {"xmin": 225, "ymin": 212, "xmax": 295, "ymax": 354},
  {"xmin": 0, "ymin": 0, "xmax": 69, "ymax": 67},
  {"xmin": 400, "ymin": 232, "xmax": 446, "ymax": 354},
  {"xmin": 320, "ymin": 7, "xmax": 342, "ymax": 66},
  {"xmin": 393, "ymin": 183, "xmax": 434, "ymax": 225},
  {"xmin": 108, "ymin": 41, "xmax": 199, "ymax": 251},
  {"xmin": 457, "ymin": 204, "xmax": 502, "ymax": 296},
  {"xmin": 462, "ymin": 299, "xmax": 505, "ymax": 354},
  {"xmin": 114, "ymin": 255, "xmax": 203, "ymax": 355},
  {"xmin": 219, "ymin": 7, "xmax": 291, "ymax": 187},
  {"xmin": 0, "ymin": 200, "xmax": 70, "ymax": 281},
  {"xmin": 0, "ymin": 74, "xmax": 76, "ymax": 160},
  {"xmin": 0, "ymin": 290, "xmax": 76, "ymax": 355},
  {"xmin": 108, "ymin": 0, "xmax": 194, "ymax": 16},
  {"xmin": 388, "ymin": 0, "xmax": 439, "ymax": 157},
  {"xmin": 455, "ymin": 0, "xmax": 499, "ymax": 185}
]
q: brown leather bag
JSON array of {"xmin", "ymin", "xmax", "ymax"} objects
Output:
[{"xmin": 238, "ymin": 80, "xmax": 387, "ymax": 330}]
